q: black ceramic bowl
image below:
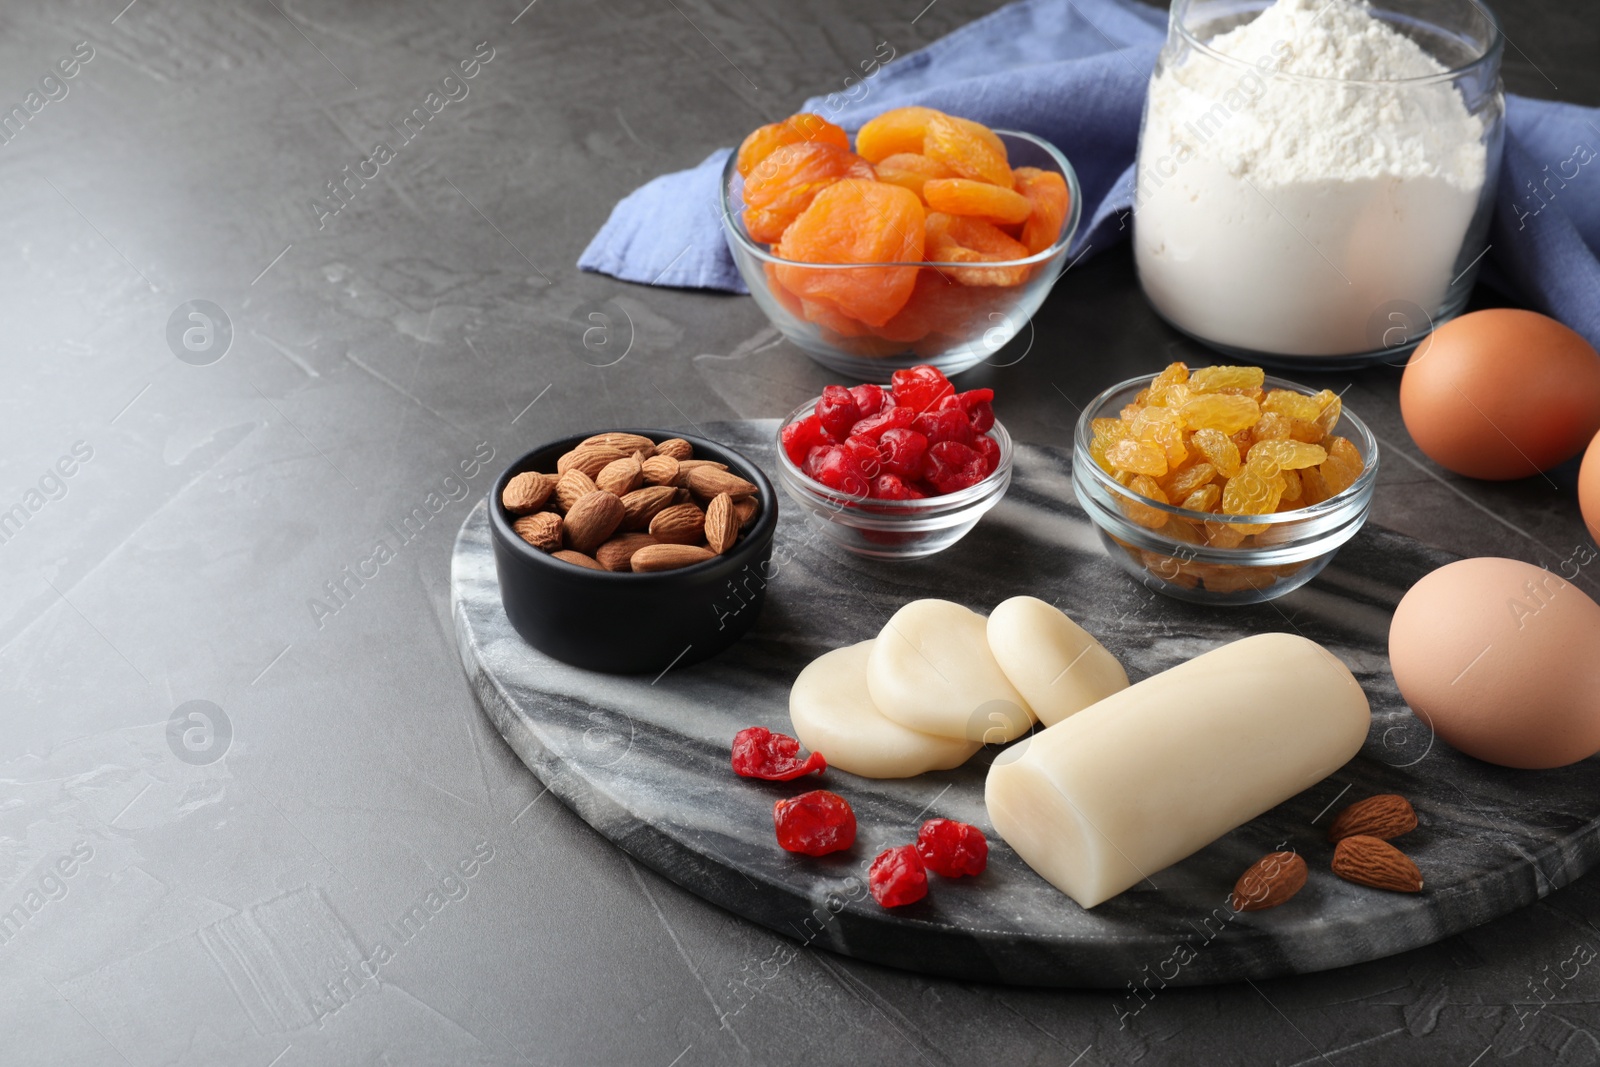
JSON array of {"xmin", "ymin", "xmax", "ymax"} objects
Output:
[{"xmin": 489, "ymin": 429, "xmax": 778, "ymax": 674}]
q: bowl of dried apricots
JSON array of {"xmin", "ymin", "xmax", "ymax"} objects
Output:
[
  {"xmin": 1072, "ymin": 362, "xmax": 1379, "ymax": 604},
  {"xmin": 721, "ymin": 107, "xmax": 1081, "ymax": 379}
]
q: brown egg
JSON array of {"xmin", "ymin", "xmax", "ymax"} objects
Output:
[
  {"xmin": 1389, "ymin": 557, "xmax": 1600, "ymax": 769},
  {"xmin": 1582, "ymin": 429, "xmax": 1600, "ymax": 546},
  {"xmin": 1400, "ymin": 309, "xmax": 1600, "ymax": 480}
]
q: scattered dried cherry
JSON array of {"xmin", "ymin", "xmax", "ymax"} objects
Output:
[
  {"xmin": 731, "ymin": 727, "xmax": 826, "ymax": 781},
  {"xmin": 868, "ymin": 845, "xmax": 928, "ymax": 907},
  {"xmin": 915, "ymin": 818, "xmax": 988, "ymax": 878},
  {"xmin": 773, "ymin": 790, "xmax": 856, "ymax": 856}
]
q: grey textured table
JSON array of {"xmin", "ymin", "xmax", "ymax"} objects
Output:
[{"xmin": 0, "ymin": 1, "xmax": 1596, "ymax": 1065}]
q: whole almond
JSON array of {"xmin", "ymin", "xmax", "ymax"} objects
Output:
[
  {"xmin": 649, "ymin": 502, "xmax": 706, "ymax": 545},
  {"xmin": 733, "ymin": 496, "xmax": 760, "ymax": 529},
  {"xmin": 631, "ymin": 543, "xmax": 715, "ymax": 572},
  {"xmin": 641, "ymin": 454, "xmax": 680, "ymax": 487},
  {"xmin": 1331, "ymin": 836, "xmax": 1423, "ymax": 893},
  {"xmin": 596, "ymin": 456, "xmax": 644, "ymax": 496},
  {"xmin": 1230, "ymin": 851, "xmax": 1307, "ymax": 912},
  {"xmin": 557, "ymin": 444, "xmax": 626, "ymax": 478},
  {"xmin": 655, "ymin": 438, "xmax": 693, "ymax": 461},
  {"xmin": 502, "ymin": 471, "xmax": 555, "ymax": 514},
  {"xmin": 674, "ymin": 459, "xmax": 729, "ymax": 486},
  {"xmin": 687, "ymin": 466, "xmax": 757, "ymax": 500},
  {"xmin": 513, "ymin": 512, "xmax": 562, "ymax": 551},
  {"xmin": 705, "ymin": 492, "xmax": 738, "ymax": 554},
  {"xmin": 580, "ymin": 432, "xmax": 656, "ymax": 457},
  {"xmin": 595, "ymin": 533, "xmax": 658, "ymax": 572},
  {"xmin": 551, "ymin": 549, "xmax": 604, "ymax": 570},
  {"xmin": 1328, "ymin": 795, "xmax": 1417, "ymax": 843},
  {"xmin": 620, "ymin": 485, "xmax": 678, "ymax": 530},
  {"xmin": 563, "ymin": 490, "xmax": 626, "ymax": 555},
  {"xmin": 554, "ymin": 469, "xmax": 599, "ymax": 512}
]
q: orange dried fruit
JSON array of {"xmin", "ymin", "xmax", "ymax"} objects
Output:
[
  {"xmin": 873, "ymin": 152, "xmax": 952, "ymax": 199},
  {"xmin": 925, "ymin": 213, "xmax": 1029, "ymax": 287},
  {"xmin": 743, "ymin": 142, "xmax": 874, "ymax": 243},
  {"xmin": 923, "ymin": 178, "xmax": 1033, "ymax": 225},
  {"xmin": 856, "ymin": 106, "xmax": 942, "ymax": 163},
  {"xmin": 736, "ymin": 113, "xmax": 850, "ymax": 177},
  {"xmin": 924, "ymin": 113, "xmax": 1012, "ymax": 187},
  {"xmin": 801, "ymin": 299, "xmax": 871, "ymax": 338},
  {"xmin": 774, "ymin": 179, "xmax": 925, "ymax": 327},
  {"xmin": 1013, "ymin": 167, "xmax": 1070, "ymax": 254}
]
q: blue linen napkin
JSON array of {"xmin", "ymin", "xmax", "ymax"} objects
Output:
[{"xmin": 577, "ymin": 0, "xmax": 1600, "ymax": 352}]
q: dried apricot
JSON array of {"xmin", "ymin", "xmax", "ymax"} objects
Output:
[
  {"xmin": 873, "ymin": 153, "xmax": 952, "ymax": 199},
  {"xmin": 743, "ymin": 142, "xmax": 874, "ymax": 243},
  {"xmin": 923, "ymin": 178, "xmax": 1032, "ymax": 225},
  {"xmin": 775, "ymin": 179, "xmax": 925, "ymax": 327},
  {"xmin": 736, "ymin": 113, "xmax": 850, "ymax": 177},
  {"xmin": 924, "ymin": 113, "xmax": 1012, "ymax": 187},
  {"xmin": 802, "ymin": 299, "xmax": 872, "ymax": 338},
  {"xmin": 925, "ymin": 213, "xmax": 1029, "ymax": 287},
  {"xmin": 856, "ymin": 106, "xmax": 942, "ymax": 163},
  {"xmin": 1013, "ymin": 167, "xmax": 1070, "ymax": 254}
]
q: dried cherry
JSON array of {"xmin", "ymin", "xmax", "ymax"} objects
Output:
[
  {"xmin": 773, "ymin": 790, "xmax": 856, "ymax": 856},
  {"xmin": 915, "ymin": 818, "xmax": 988, "ymax": 878},
  {"xmin": 868, "ymin": 845, "xmax": 928, "ymax": 907},
  {"xmin": 731, "ymin": 727, "xmax": 826, "ymax": 781}
]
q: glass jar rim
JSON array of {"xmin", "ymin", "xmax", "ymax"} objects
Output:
[
  {"xmin": 720, "ymin": 129, "xmax": 1082, "ymax": 270},
  {"xmin": 1074, "ymin": 373, "xmax": 1380, "ymax": 527},
  {"xmin": 1169, "ymin": 0, "xmax": 1505, "ymax": 88}
]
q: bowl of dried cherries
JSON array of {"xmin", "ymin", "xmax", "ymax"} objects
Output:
[{"xmin": 776, "ymin": 364, "xmax": 1011, "ymax": 560}]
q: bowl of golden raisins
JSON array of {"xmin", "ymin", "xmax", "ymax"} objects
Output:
[{"xmin": 1072, "ymin": 362, "xmax": 1379, "ymax": 604}]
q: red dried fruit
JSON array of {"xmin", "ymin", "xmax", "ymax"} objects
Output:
[
  {"xmin": 922, "ymin": 440, "xmax": 987, "ymax": 493},
  {"xmin": 915, "ymin": 818, "xmax": 988, "ymax": 878},
  {"xmin": 781, "ymin": 414, "xmax": 831, "ymax": 466},
  {"xmin": 816, "ymin": 384, "xmax": 861, "ymax": 441},
  {"xmin": 871, "ymin": 473, "xmax": 923, "ymax": 500},
  {"xmin": 810, "ymin": 446, "xmax": 871, "ymax": 495},
  {"xmin": 731, "ymin": 726, "xmax": 826, "ymax": 781},
  {"xmin": 972, "ymin": 433, "xmax": 1001, "ymax": 475},
  {"xmin": 850, "ymin": 405, "xmax": 915, "ymax": 440},
  {"xmin": 849, "ymin": 383, "xmax": 888, "ymax": 420},
  {"xmin": 868, "ymin": 845, "xmax": 929, "ymax": 907},
  {"xmin": 912, "ymin": 406, "xmax": 974, "ymax": 446},
  {"xmin": 957, "ymin": 389, "xmax": 996, "ymax": 433},
  {"xmin": 891, "ymin": 364, "xmax": 956, "ymax": 413},
  {"xmin": 876, "ymin": 427, "xmax": 928, "ymax": 478},
  {"xmin": 843, "ymin": 436, "xmax": 883, "ymax": 480},
  {"xmin": 774, "ymin": 790, "xmax": 856, "ymax": 856}
]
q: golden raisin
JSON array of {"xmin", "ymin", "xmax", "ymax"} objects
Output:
[
  {"xmin": 1180, "ymin": 394, "xmax": 1261, "ymax": 435},
  {"xmin": 1189, "ymin": 365, "xmax": 1265, "ymax": 393},
  {"xmin": 1120, "ymin": 475, "xmax": 1169, "ymax": 530},
  {"xmin": 1105, "ymin": 437, "xmax": 1168, "ymax": 477},
  {"xmin": 1182, "ymin": 484, "xmax": 1221, "ymax": 512},
  {"xmin": 1190, "ymin": 428, "xmax": 1242, "ymax": 478}
]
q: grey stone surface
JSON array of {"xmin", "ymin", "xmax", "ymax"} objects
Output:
[
  {"xmin": 1, "ymin": 0, "xmax": 1597, "ymax": 1063},
  {"xmin": 455, "ymin": 421, "xmax": 1600, "ymax": 990}
]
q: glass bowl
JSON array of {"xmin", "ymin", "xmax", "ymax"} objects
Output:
[
  {"xmin": 722, "ymin": 130, "xmax": 1082, "ymax": 380},
  {"xmin": 1133, "ymin": 0, "xmax": 1504, "ymax": 367},
  {"xmin": 1072, "ymin": 375, "xmax": 1380, "ymax": 604},
  {"xmin": 775, "ymin": 398, "xmax": 1013, "ymax": 560}
]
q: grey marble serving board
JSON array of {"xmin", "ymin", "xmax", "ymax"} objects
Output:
[{"xmin": 452, "ymin": 420, "xmax": 1600, "ymax": 988}]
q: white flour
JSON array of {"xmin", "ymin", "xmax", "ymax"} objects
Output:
[{"xmin": 1134, "ymin": 0, "xmax": 1489, "ymax": 357}]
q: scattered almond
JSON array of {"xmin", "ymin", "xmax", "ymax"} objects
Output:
[
  {"xmin": 513, "ymin": 512, "xmax": 562, "ymax": 551},
  {"xmin": 649, "ymin": 502, "xmax": 706, "ymax": 545},
  {"xmin": 687, "ymin": 466, "xmax": 758, "ymax": 500},
  {"xmin": 620, "ymin": 485, "xmax": 678, "ymax": 530},
  {"xmin": 551, "ymin": 549, "xmax": 604, "ymax": 570},
  {"xmin": 705, "ymin": 493, "xmax": 738, "ymax": 554},
  {"xmin": 641, "ymin": 454, "xmax": 680, "ymax": 487},
  {"xmin": 596, "ymin": 456, "xmax": 644, "ymax": 496},
  {"xmin": 1331, "ymin": 835, "xmax": 1423, "ymax": 893},
  {"xmin": 595, "ymin": 533, "xmax": 658, "ymax": 572},
  {"xmin": 563, "ymin": 491, "xmax": 626, "ymax": 555},
  {"xmin": 655, "ymin": 438, "xmax": 694, "ymax": 461},
  {"xmin": 631, "ymin": 543, "xmax": 715, "ymax": 572},
  {"xmin": 1328, "ymin": 795, "xmax": 1417, "ymax": 843},
  {"xmin": 557, "ymin": 444, "xmax": 626, "ymax": 478},
  {"xmin": 1230, "ymin": 851, "xmax": 1307, "ymax": 912},
  {"xmin": 554, "ymin": 468, "xmax": 599, "ymax": 511},
  {"xmin": 502, "ymin": 471, "xmax": 555, "ymax": 514},
  {"xmin": 580, "ymin": 432, "xmax": 656, "ymax": 457}
]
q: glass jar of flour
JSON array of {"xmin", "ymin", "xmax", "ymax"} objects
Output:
[{"xmin": 1133, "ymin": 0, "xmax": 1503, "ymax": 366}]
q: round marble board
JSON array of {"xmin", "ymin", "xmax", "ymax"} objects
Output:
[{"xmin": 451, "ymin": 420, "xmax": 1600, "ymax": 988}]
